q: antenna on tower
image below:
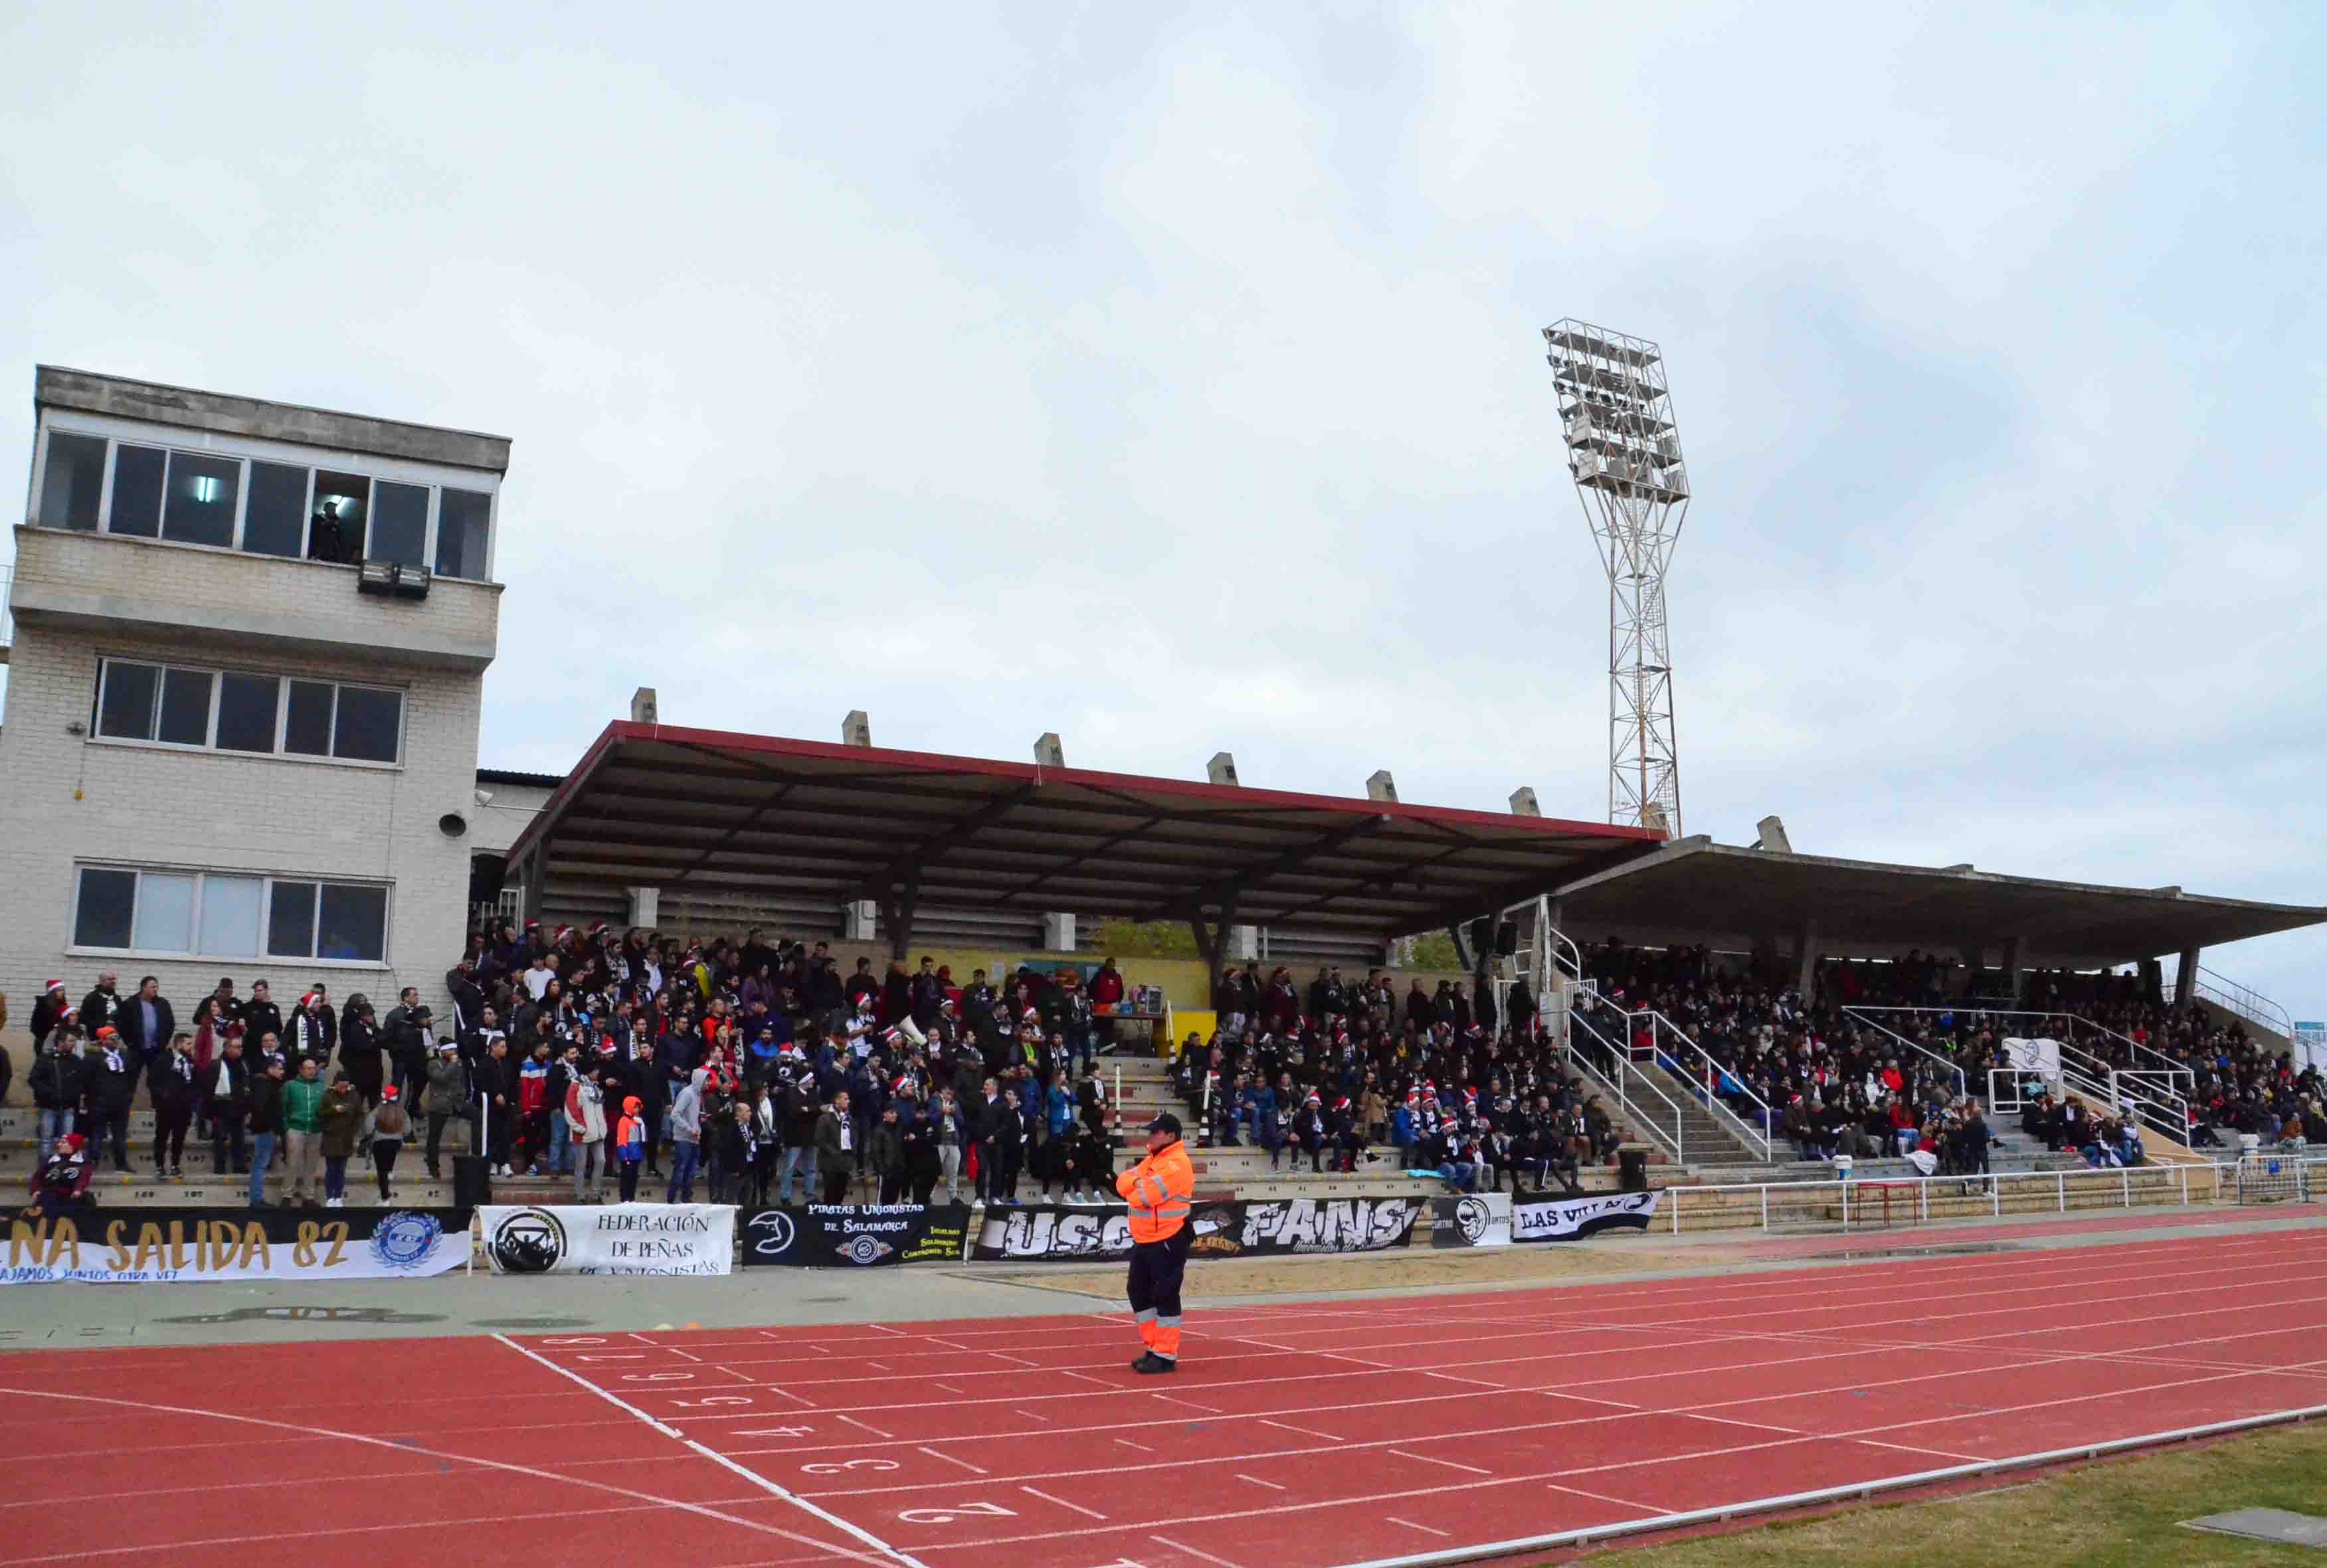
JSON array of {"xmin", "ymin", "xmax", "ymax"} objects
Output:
[{"xmin": 1545, "ymin": 319, "xmax": 1689, "ymax": 838}]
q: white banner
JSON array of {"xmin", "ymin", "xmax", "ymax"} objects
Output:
[
  {"xmin": 1510, "ymin": 1189, "xmax": 1661, "ymax": 1243},
  {"xmin": 2002, "ymin": 1037, "xmax": 2063, "ymax": 1077},
  {"xmin": 1430, "ymin": 1193, "xmax": 1513, "ymax": 1249},
  {"xmin": 478, "ymin": 1204, "xmax": 733, "ymax": 1276},
  {"xmin": 3, "ymin": 1209, "xmax": 468, "ymax": 1285}
]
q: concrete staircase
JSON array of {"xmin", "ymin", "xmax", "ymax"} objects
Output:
[{"xmin": 1633, "ymin": 1060, "xmax": 1772, "ymax": 1166}]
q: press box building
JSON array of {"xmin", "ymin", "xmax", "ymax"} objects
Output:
[{"xmin": 0, "ymin": 367, "xmax": 508, "ymax": 1020}]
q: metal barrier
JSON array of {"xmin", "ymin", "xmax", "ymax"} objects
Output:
[
  {"xmin": 1566, "ymin": 1007, "xmax": 1687, "ymax": 1164},
  {"xmin": 1651, "ymin": 1159, "xmax": 2283, "ymax": 1236},
  {"xmin": 1839, "ymin": 1005, "xmax": 1968, "ymax": 1098},
  {"xmin": 1629, "ymin": 1009, "xmax": 1774, "ymax": 1161}
]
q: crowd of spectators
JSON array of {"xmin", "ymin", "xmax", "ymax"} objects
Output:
[
  {"xmin": 1184, "ymin": 961, "xmax": 1602, "ymax": 1195},
  {"xmin": 1570, "ymin": 940, "xmax": 2323, "ymax": 1169},
  {"xmin": 17, "ymin": 969, "xmax": 415, "ymax": 1207}
]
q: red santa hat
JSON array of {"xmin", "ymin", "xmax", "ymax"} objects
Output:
[
  {"xmin": 553, "ymin": 926, "xmax": 574, "ymax": 945},
  {"xmin": 44, "ymin": 978, "xmax": 65, "ymax": 996}
]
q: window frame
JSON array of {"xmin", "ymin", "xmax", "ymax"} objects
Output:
[
  {"xmin": 31, "ymin": 414, "xmax": 499, "ymax": 581},
  {"xmin": 90, "ymin": 655, "xmax": 406, "ymax": 768},
  {"xmin": 67, "ymin": 862, "xmax": 393, "ymax": 967}
]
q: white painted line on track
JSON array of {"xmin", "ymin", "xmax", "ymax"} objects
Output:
[
  {"xmin": 1022, "ymin": 1484, "xmax": 1107, "ymax": 1520},
  {"xmin": 492, "ymin": 1334, "xmax": 928, "ymax": 1568}
]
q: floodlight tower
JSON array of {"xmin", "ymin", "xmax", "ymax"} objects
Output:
[{"xmin": 1544, "ymin": 318, "xmax": 1691, "ymax": 838}]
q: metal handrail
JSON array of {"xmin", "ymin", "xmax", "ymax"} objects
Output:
[
  {"xmin": 1848, "ymin": 1005, "xmax": 2191, "ymax": 1087},
  {"xmin": 1566, "ymin": 1005, "xmax": 1685, "ymax": 1164},
  {"xmin": 1985, "ymin": 1065, "xmax": 2195, "ymax": 1156},
  {"xmin": 2186, "ymin": 964, "xmax": 2296, "ymax": 1039},
  {"xmin": 1654, "ymin": 1159, "xmax": 2252, "ymax": 1239},
  {"xmin": 1839, "ymin": 1006, "xmax": 1969, "ymax": 1098},
  {"xmin": 1630, "ymin": 1008, "xmax": 1774, "ymax": 1161}
]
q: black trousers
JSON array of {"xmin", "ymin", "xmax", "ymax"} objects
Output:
[
  {"xmin": 821, "ymin": 1170, "xmax": 850, "ymax": 1204},
  {"xmin": 154, "ymin": 1104, "xmax": 193, "ymax": 1170},
  {"xmin": 1127, "ymin": 1229, "xmax": 1192, "ymax": 1355},
  {"xmin": 92, "ymin": 1104, "xmax": 132, "ymax": 1170}
]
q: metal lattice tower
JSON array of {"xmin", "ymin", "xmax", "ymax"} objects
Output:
[{"xmin": 1544, "ymin": 318, "xmax": 1690, "ymax": 837}]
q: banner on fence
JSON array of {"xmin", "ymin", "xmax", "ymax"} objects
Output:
[
  {"xmin": 2002, "ymin": 1037, "xmax": 2063, "ymax": 1077},
  {"xmin": 478, "ymin": 1203, "xmax": 733, "ymax": 1276},
  {"xmin": 3, "ymin": 1207, "xmax": 471, "ymax": 1285},
  {"xmin": 971, "ymin": 1197, "xmax": 1423, "ymax": 1263},
  {"xmin": 1430, "ymin": 1193, "xmax": 1512, "ymax": 1249},
  {"xmin": 1510, "ymin": 1189, "xmax": 1661, "ymax": 1243},
  {"xmin": 741, "ymin": 1203, "xmax": 972, "ymax": 1267}
]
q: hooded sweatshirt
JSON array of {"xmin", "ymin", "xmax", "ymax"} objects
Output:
[{"xmin": 614, "ymin": 1098, "xmax": 646, "ymax": 1164}]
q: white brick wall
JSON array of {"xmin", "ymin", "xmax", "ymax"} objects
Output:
[{"xmin": 0, "ymin": 614, "xmax": 486, "ymax": 1025}]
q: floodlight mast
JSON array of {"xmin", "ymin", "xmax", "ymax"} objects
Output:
[{"xmin": 1544, "ymin": 318, "xmax": 1689, "ymax": 839}]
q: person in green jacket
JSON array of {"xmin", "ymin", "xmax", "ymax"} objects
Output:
[
  {"xmin": 317, "ymin": 1073, "xmax": 363, "ymax": 1209},
  {"xmin": 282, "ymin": 1057, "xmax": 328, "ymax": 1209}
]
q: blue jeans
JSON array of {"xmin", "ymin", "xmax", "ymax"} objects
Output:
[
  {"xmin": 777, "ymin": 1144, "xmax": 813, "ymax": 1203},
  {"xmin": 38, "ymin": 1108, "xmax": 72, "ymax": 1164},
  {"xmin": 549, "ymin": 1112, "xmax": 571, "ymax": 1174},
  {"xmin": 666, "ymin": 1141, "xmax": 699, "ymax": 1203},
  {"xmin": 1438, "ymin": 1160, "xmax": 1477, "ymax": 1192},
  {"xmin": 249, "ymin": 1133, "xmax": 277, "ymax": 1204}
]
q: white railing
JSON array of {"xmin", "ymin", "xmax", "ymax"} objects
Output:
[
  {"xmin": 2174, "ymin": 962, "xmax": 2296, "ymax": 1041},
  {"xmin": 1567, "ymin": 1005, "xmax": 1686, "ymax": 1164},
  {"xmin": 1628, "ymin": 1008, "xmax": 1775, "ymax": 1161},
  {"xmin": 1839, "ymin": 1006, "xmax": 1969, "ymax": 1098},
  {"xmin": 1652, "ymin": 1158, "xmax": 2320, "ymax": 1236},
  {"xmin": 1849, "ymin": 1005, "xmax": 2193, "ymax": 1143}
]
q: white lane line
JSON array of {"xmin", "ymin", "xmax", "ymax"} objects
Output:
[
  {"xmin": 1015, "ymin": 1408, "xmax": 1050, "ymax": 1423},
  {"xmin": 1258, "ymin": 1418, "xmax": 1335, "ymax": 1442},
  {"xmin": 838, "ymin": 1414, "xmax": 893, "ymax": 1439},
  {"xmin": 666, "ymin": 1348, "xmax": 704, "ymax": 1363},
  {"xmin": 1151, "ymin": 1534, "xmax": 1243, "ymax": 1567},
  {"xmin": 767, "ymin": 1385, "xmax": 819, "ymax": 1409},
  {"xmin": 1232, "ymin": 1472, "xmax": 1285, "ymax": 1491},
  {"xmin": 492, "ymin": 1335, "xmax": 929, "ymax": 1568},
  {"xmin": 1021, "ymin": 1484, "xmax": 1106, "ymax": 1520},
  {"xmin": 990, "ymin": 1353, "xmax": 1040, "ymax": 1368},
  {"xmin": 1424, "ymin": 1369, "xmax": 1506, "ymax": 1389},
  {"xmin": 1552, "ymin": 1481, "xmax": 1671, "ymax": 1514},
  {"xmin": 919, "ymin": 1446, "xmax": 986, "ymax": 1475},
  {"xmin": 1386, "ymin": 1516, "xmax": 1449, "ymax": 1537},
  {"xmin": 0, "ymin": 1383, "xmax": 893, "ymax": 1568},
  {"xmin": 1151, "ymin": 1395, "xmax": 1221, "ymax": 1415},
  {"xmin": 1387, "ymin": 1448, "xmax": 1492, "ymax": 1476},
  {"xmin": 1062, "ymin": 1369, "xmax": 1115, "ymax": 1389},
  {"xmin": 933, "ymin": 1383, "xmax": 964, "ymax": 1395},
  {"xmin": 866, "ymin": 1362, "xmax": 889, "ymax": 1373}
]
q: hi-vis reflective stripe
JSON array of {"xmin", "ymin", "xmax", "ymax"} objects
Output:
[
  {"xmin": 1156, "ymin": 1314, "xmax": 1182, "ymax": 1327},
  {"xmin": 1140, "ymin": 1172, "xmax": 1170, "ymax": 1204},
  {"xmin": 1154, "ymin": 1201, "xmax": 1190, "ymax": 1221},
  {"xmin": 1133, "ymin": 1308, "xmax": 1157, "ymax": 1324}
]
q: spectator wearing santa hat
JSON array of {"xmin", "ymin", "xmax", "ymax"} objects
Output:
[
  {"xmin": 29, "ymin": 978, "xmax": 72, "ymax": 1059},
  {"xmin": 28, "ymin": 1130, "xmax": 93, "ymax": 1219},
  {"xmin": 86, "ymin": 1026, "xmax": 139, "ymax": 1176},
  {"xmin": 366, "ymin": 1085, "xmax": 409, "ymax": 1201}
]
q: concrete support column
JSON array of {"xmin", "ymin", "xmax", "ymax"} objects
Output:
[
  {"xmin": 1792, "ymin": 917, "xmax": 1819, "ymax": 1000},
  {"xmin": 2001, "ymin": 936, "xmax": 2023, "ymax": 1003},
  {"xmin": 2176, "ymin": 945, "xmax": 2201, "ymax": 1007}
]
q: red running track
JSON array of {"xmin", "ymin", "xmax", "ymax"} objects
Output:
[{"xmin": 4, "ymin": 1222, "xmax": 2327, "ymax": 1568}]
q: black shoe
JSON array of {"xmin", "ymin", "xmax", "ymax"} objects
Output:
[{"xmin": 1132, "ymin": 1353, "xmax": 1176, "ymax": 1375}]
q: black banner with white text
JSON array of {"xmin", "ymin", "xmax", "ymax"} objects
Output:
[{"xmin": 741, "ymin": 1203, "xmax": 972, "ymax": 1267}]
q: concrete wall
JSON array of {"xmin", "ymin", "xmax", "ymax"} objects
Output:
[
  {"xmin": 11, "ymin": 525, "xmax": 500, "ymax": 671},
  {"xmin": 0, "ymin": 615, "xmax": 484, "ymax": 1023}
]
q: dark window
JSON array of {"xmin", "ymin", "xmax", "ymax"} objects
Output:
[
  {"xmin": 157, "ymin": 668, "xmax": 215, "ymax": 746},
  {"xmin": 39, "ymin": 432, "xmax": 108, "ymax": 530},
  {"xmin": 318, "ymin": 883, "xmax": 389, "ymax": 962},
  {"xmin": 311, "ymin": 471, "xmax": 369, "ymax": 563},
  {"xmin": 371, "ymin": 480, "xmax": 428, "ymax": 567},
  {"xmin": 215, "ymin": 673, "xmax": 281, "ymax": 753},
  {"xmin": 435, "ymin": 488, "xmax": 492, "ymax": 578},
  {"xmin": 332, "ymin": 687, "xmax": 402, "ymax": 763},
  {"xmin": 74, "ymin": 868, "xmax": 138, "ymax": 949},
  {"xmin": 284, "ymin": 681, "xmax": 335, "ymax": 757},
  {"xmin": 110, "ymin": 444, "xmax": 166, "ymax": 537},
  {"xmin": 162, "ymin": 452, "xmax": 240, "ymax": 547},
  {"xmin": 268, "ymin": 880, "xmax": 318, "ymax": 958},
  {"xmin": 242, "ymin": 461, "xmax": 309, "ymax": 557},
  {"xmin": 96, "ymin": 661, "xmax": 159, "ymax": 740}
]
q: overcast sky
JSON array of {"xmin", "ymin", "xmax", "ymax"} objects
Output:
[{"xmin": 4, "ymin": 4, "xmax": 2322, "ymax": 1018}]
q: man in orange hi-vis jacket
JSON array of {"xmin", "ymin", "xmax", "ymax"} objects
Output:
[{"xmin": 1116, "ymin": 1111, "xmax": 1196, "ymax": 1373}]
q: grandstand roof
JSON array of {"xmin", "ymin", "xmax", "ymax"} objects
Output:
[
  {"xmin": 1550, "ymin": 837, "xmax": 2327, "ymax": 967},
  {"xmin": 505, "ymin": 722, "xmax": 1663, "ymax": 940}
]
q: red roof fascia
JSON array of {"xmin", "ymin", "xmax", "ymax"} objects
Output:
[{"xmin": 506, "ymin": 719, "xmax": 1660, "ymax": 865}]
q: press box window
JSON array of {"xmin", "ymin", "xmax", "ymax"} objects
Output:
[
  {"xmin": 38, "ymin": 431, "xmax": 109, "ymax": 530},
  {"xmin": 109, "ymin": 444, "xmax": 167, "ymax": 538},
  {"xmin": 242, "ymin": 461, "xmax": 310, "ymax": 557},
  {"xmin": 163, "ymin": 452, "xmax": 240, "ymax": 547},
  {"xmin": 435, "ymin": 488, "xmax": 492, "ymax": 578},
  {"xmin": 310, "ymin": 472, "xmax": 369, "ymax": 563}
]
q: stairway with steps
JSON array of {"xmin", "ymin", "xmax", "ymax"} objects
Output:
[{"xmin": 1631, "ymin": 1060, "xmax": 1771, "ymax": 1166}]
